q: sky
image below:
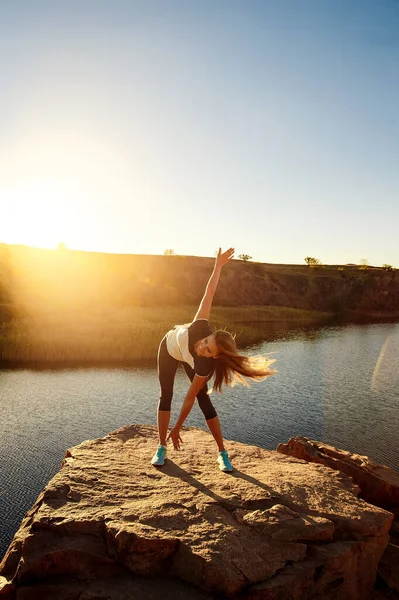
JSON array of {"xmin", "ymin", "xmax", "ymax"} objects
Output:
[{"xmin": 1, "ymin": 0, "xmax": 398, "ymax": 265}]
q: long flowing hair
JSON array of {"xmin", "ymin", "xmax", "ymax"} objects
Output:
[{"xmin": 211, "ymin": 329, "xmax": 276, "ymax": 393}]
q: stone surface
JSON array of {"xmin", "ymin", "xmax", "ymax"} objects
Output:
[
  {"xmin": 379, "ymin": 544, "xmax": 399, "ymax": 593},
  {"xmin": 0, "ymin": 426, "xmax": 393, "ymax": 599},
  {"xmin": 0, "ymin": 576, "xmax": 15, "ymax": 599},
  {"xmin": 367, "ymin": 587, "xmax": 399, "ymax": 600},
  {"xmin": 277, "ymin": 436, "xmax": 399, "ymax": 508},
  {"xmin": 277, "ymin": 436, "xmax": 399, "ymax": 599},
  {"xmin": 11, "ymin": 574, "xmax": 214, "ymax": 600}
]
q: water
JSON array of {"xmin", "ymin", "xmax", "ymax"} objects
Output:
[{"xmin": 1, "ymin": 321, "xmax": 399, "ymax": 559}]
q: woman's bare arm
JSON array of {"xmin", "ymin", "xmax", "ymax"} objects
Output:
[
  {"xmin": 193, "ymin": 247, "xmax": 234, "ymax": 321},
  {"xmin": 167, "ymin": 374, "xmax": 209, "ymax": 449}
]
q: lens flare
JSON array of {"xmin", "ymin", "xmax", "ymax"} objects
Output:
[{"xmin": 371, "ymin": 331, "xmax": 399, "ymax": 393}]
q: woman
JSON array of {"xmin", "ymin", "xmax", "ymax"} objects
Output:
[{"xmin": 151, "ymin": 247, "xmax": 275, "ymax": 472}]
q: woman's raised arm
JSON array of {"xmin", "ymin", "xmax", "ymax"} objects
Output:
[{"xmin": 193, "ymin": 247, "xmax": 234, "ymax": 321}]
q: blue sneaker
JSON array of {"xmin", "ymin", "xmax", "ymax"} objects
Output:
[
  {"xmin": 151, "ymin": 445, "xmax": 167, "ymax": 466},
  {"xmin": 217, "ymin": 450, "xmax": 233, "ymax": 472}
]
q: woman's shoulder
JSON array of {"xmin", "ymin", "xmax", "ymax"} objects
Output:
[
  {"xmin": 193, "ymin": 354, "xmax": 215, "ymax": 378},
  {"xmin": 189, "ymin": 319, "xmax": 212, "ymax": 337},
  {"xmin": 189, "ymin": 318, "xmax": 211, "ymax": 329}
]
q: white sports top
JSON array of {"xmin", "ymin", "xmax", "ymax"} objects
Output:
[
  {"xmin": 165, "ymin": 319, "xmax": 214, "ymax": 377},
  {"xmin": 166, "ymin": 325, "xmax": 194, "ymax": 368}
]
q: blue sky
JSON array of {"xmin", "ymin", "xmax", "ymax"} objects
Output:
[{"xmin": 1, "ymin": 0, "xmax": 398, "ymax": 265}]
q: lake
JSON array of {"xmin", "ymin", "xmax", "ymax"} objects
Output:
[{"xmin": 1, "ymin": 320, "xmax": 399, "ymax": 559}]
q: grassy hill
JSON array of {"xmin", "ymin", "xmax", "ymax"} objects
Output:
[
  {"xmin": 0, "ymin": 244, "xmax": 397, "ymax": 366},
  {"xmin": 1, "ymin": 243, "xmax": 398, "ymax": 314}
]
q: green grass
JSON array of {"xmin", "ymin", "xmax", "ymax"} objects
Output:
[{"xmin": 0, "ymin": 305, "xmax": 330, "ymax": 364}]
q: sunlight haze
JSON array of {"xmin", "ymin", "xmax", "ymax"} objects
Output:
[{"xmin": 1, "ymin": 0, "xmax": 398, "ymax": 265}]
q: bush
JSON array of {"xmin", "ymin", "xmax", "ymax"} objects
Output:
[{"xmin": 304, "ymin": 257, "xmax": 321, "ymax": 266}]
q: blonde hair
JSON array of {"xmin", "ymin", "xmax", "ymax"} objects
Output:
[{"xmin": 211, "ymin": 329, "xmax": 276, "ymax": 393}]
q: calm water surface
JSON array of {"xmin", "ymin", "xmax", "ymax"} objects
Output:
[{"xmin": 1, "ymin": 321, "xmax": 399, "ymax": 558}]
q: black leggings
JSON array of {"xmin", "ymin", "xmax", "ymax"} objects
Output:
[{"xmin": 157, "ymin": 336, "xmax": 217, "ymax": 420}]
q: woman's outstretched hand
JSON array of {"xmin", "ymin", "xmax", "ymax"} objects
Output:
[
  {"xmin": 167, "ymin": 427, "xmax": 183, "ymax": 450},
  {"xmin": 216, "ymin": 247, "xmax": 235, "ymax": 268}
]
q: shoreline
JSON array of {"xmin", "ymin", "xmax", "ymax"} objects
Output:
[{"xmin": 1, "ymin": 310, "xmax": 398, "ymax": 371}]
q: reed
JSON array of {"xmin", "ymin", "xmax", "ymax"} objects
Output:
[{"xmin": 0, "ymin": 305, "xmax": 329, "ymax": 364}]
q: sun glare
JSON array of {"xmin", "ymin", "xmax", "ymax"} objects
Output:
[{"xmin": 2, "ymin": 178, "xmax": 84, "ymax": 250}]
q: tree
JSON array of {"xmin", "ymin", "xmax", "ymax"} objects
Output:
[
  {"xmin": 304, "ymin": 257, "xmax": 321, "ymax": 266},
  {"xmin": 382, "ymin": 264, "xmax": 394, "ymax": 271},
  {"xmin": 359, "ymin": 258, "xmax": 369, "ymax": 270},
  {"xmin": 164, "ymin": 249, "xmax": 175, "ymax": 255},
  {"xmin": 238, "ymin": 254, "xmax": 252, "ymax": 261}
]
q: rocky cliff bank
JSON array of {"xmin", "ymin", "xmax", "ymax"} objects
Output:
[
  {"xmin": 1, "ymin": 244, "xmax": 398, "ymax": 315},
  {"xmin": 1, "ymin": 426, "xmax": 398, "ymax": 600}
]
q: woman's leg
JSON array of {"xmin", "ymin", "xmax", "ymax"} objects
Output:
[
  {"xmin": 181, "ymin": 363, "xmax": 225, "ymax": 451},
  {"xmin": 157, "ymin": 337, "xmax": 179, "ymax": 445},
  {"xmin": 204, "ymin": 415, "xmax": 225, "ymax": 452}
]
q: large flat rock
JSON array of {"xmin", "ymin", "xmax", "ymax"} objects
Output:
[{"xmin": 0, "ymin": 425, "xmax": 393, "ymax": 599}]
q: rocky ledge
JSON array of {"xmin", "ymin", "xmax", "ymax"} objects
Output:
[
  {"xmin": 0, "ymin": 426, "xmax": 397, "ymax": 600},
  {"xmin": 277, "ymin": 436, "xmax": 399, "ymax": 599}
]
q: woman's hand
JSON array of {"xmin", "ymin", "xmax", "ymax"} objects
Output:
[
  {"xmin": 167, "ymin": 427, "xmax": 183, "ymax": 450},
  {"xmin": 216, "ymin": 247, "xmax": 235, "ymax": 268}
]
